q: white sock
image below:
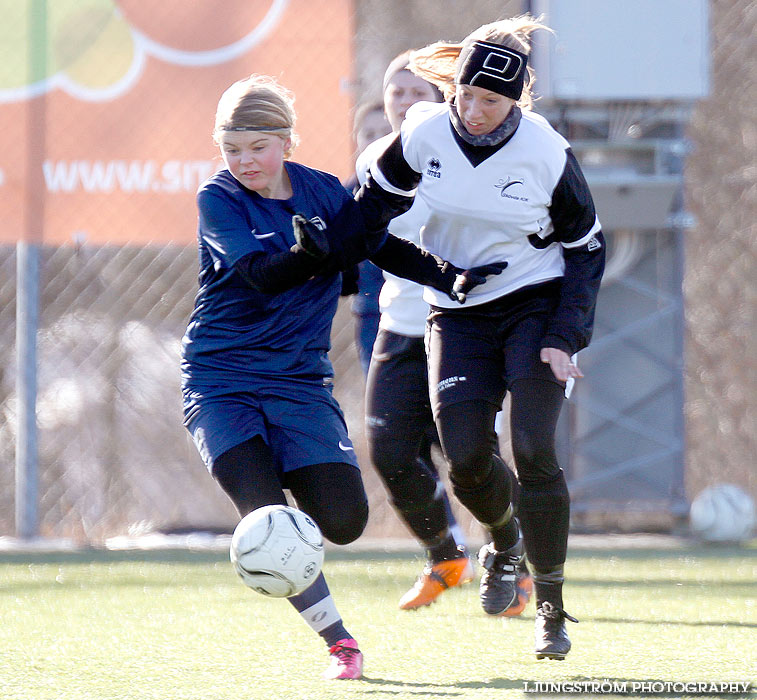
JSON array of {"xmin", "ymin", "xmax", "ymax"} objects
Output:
[{"xmin": 299, "ymin": 595, "xmax": 342, "ymax": 634}]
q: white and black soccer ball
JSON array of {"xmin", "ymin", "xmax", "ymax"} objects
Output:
[
  {"xmin": 230, "ymin": 505, "xmax": 324, "ymax": 597},
  {"xmin": 689, "ymin": 484, "xmax": 756, "ymax": 543}
]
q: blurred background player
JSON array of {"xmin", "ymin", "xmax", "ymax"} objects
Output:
[
  {"xmin": 354, "ymin": 15, "xmax": 605, "ymax": 659},
  {"xmin": 181, "ymin": 74, "xmax": 371, "ymax": 680},
  {"xmin": 343, "ymin": 102, "xmax": 391, "ymax": 375},
  {"xmin": 358, "ymin": 51, "xmax": 532, "ymax": 615},
  {"xmin": 357, "ymin": 51, "xmax": 476, "ymax": 610}
]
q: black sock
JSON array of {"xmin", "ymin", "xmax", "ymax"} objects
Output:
[
  {"xmin": 487, "ymin": 455, "xmax": 520, "ymax": 551},
  {"xmin": 517, "ymin": 471, "xmax": 570, "ymax": 569},
  {"xmin": 533, "ymin": 566, "xmax": 564, "ymax": 609},
  {"xmin": 491, "ymin": 516, "xmax": 520, "ymax": 552},
  {"xmin": 429, "ymin": 536, "xmax": 465, "ymax": 563}
]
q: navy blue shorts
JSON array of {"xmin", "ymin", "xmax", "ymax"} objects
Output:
[
  {"xmin": 183, "ymin": 379, "xmax": 359, "ymax": 473},
  {"xmin": 426, "ymin": 281, "xmax": 564, "ymax": 417}
]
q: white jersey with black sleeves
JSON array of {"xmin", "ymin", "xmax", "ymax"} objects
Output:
[
  {"xmin": 356, "ymin": 133, "xmax": 428, "ymax": 337},
  {"xmin": 368, "ymin": 101, "xmax": 602, "ymax": 309}
]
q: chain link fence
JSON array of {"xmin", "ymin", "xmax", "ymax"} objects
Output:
[
  {"xmin": 683, "ymin": 0, "xmax": 757, "ymax": 504},
  {"xmin": 0, "ymin": 240, "xmax": 454, "ymax": 543},
  {"xmin": 0, "ymin": 0, "xmax": 754, "ymax": 543}
]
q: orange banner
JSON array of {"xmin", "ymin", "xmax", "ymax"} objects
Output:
[{"xmin": 0, "ymin": 0, "xmax": 354, "ymax": 245}]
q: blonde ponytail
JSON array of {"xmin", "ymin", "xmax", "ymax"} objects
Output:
[
  {"xmin": 408, "ymin": 42, "xmax": 463, "ymax": 102},
  {"xmin": 410, "ymin": 14, "xmax": 552, "ymax": 110}
]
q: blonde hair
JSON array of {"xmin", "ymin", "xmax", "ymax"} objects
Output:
[
  {"xmin": 409, "ymin": 14, "xmax": 551, "ymax": 110},
  {"xmin": 213, "ymin": 74, "xmax": 299, "ymax": 157}
]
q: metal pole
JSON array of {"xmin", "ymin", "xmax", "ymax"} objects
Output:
[
  {"xmin": 670, "ymin": 222, "xmax": 688, "ymax": 518},
  {"xmin": 15, "ymin": 242, "xmax": 40, "ymax": 539},
  {"xmin": 15, "ymin": 0, "xmax": 47, "ymax": 539},
  {"xmin": 669, "ymin": 122, "xmax": 691, "ymax": 520}
]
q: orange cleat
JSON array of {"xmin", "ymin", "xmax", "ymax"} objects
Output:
[
  {"xmin": 399, "ymin": 556, "xmax": 475, "ymax": 610},
  {"xmin": 499, "ymin": 570, "xmax": 533, "ymax": 617}
]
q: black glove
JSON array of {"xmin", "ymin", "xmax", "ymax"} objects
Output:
[
  {"xmin": 291, "ymin": 213, "xmax": 330, "ymax": 260},
  {"xmin": 449, "ymin": 261, "xmax": 508, "ymax": 303}
]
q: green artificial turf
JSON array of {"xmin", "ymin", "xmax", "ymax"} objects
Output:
[{"xmin": 0, "ymin": 544, "xmax": 754, "ymax": 699}]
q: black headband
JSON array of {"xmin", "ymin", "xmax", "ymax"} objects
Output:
[{"xmin": 455, "ymin": 40, "xmax": 528, "ymax": 100}]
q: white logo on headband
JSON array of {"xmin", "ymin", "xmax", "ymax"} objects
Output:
[{"xmin": 470, "ymin": 42, "xmax": 525, "ymax": 87}]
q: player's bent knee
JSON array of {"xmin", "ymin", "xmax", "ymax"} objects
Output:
[
  {"xmin": 311, "ymin": 492, "xmax": 369, "ymax": 545},
  {"xmin": 318, "ymin": 501, "xmax": 369, "ymax": 545},
  {"xmin": 447, "ymin": 448, "xmax": 495, "ymax": 489},
  {"xmin": 510, "ymin": 410, "xmax": 563, "ymax": 482},
  {"xmin": 286, "ymin": 461, "xmax": 368, "ymax": 544},
  {"xmin": 512, "ymin": 439, "xmax": 560, "ymax": 483}
]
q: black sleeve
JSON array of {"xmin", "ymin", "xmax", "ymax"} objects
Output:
[
  {"xmin": 538, "ymin": 148, "xmax": 604, "ymax": 354},
  {"xmin": 354, "ymin": 133, "xmax": 420, "ymax": 232},
  {"xmin": 376, "ymin": 133, "xmax": 423, "ymax": 191},
  {"xmin": 369, "ymin": 234, "xmax": 455, "ymax": 295},
  {"xmin": 321, "ymin": 196, "xmax": 389, "ymax": 271},
  {"xmin": 234, "ymin": 249, "xmax": 326, "ymax": 294},
  {"xmin": 548, "ymin": 149, "xmax": 597, "ymax": 244},
  {"xmin": 340, "ymin": 264, "xmax": 360, "ymax": 296},
  {"xmin": 541, "ymin": 231, "xmax": 606, "ymax": 355}
]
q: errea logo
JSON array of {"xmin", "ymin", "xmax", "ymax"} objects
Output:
[
  {"xmin": 587, "ymin": 235, "xmax": 602, "ymax": 251},
  {"xmin": 495, "ymin": 176, "xmax": 528, "ymax": 201},
  {"xmin": 426, "ymin": 157, "xmax": 441, "ymax": 178}
]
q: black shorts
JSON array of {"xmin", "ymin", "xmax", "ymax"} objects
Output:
[
  {"xmin": 365, "ymin": 329, "xmax": 434, "ymax": 443},
  {"xmin": 426, "ymin": 280, "xmax": 563, "ymax": 417}
]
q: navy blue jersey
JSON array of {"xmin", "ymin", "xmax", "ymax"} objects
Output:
[{"xmin": 181, "ymin": 163, "xmax": 352, "ymax": 391}]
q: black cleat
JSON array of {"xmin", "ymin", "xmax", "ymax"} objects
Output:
[
  {"xmin": 534, "ymin": 602, "xmax": 578, "ymax": 660},
  {"xmin": 477, "ymin": 539, "xmax": 524, "ymax": 615}
]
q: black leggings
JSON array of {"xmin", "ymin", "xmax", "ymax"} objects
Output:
[
  {"xmin": 438, "ymin": 379, "xmax": 564, "ymax": 485},
  {"xmin": 211, "ymin": 436, "xmax": 369, "ymax": 546},
  {"xmin": 438, "ymin": 379, "xmax": 570, "ymax": 569}
]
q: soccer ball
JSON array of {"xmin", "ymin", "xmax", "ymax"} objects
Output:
[
  {"xmin": 230, "ymin": 505, "xmax": 324, "ymax": 597},
  {"xmin": 689, "ymin": 484, "xmax": 756, "ymax": 543}
]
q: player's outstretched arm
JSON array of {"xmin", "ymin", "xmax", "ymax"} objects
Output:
[
  {"xmin": 370, "ymin": 234, "xmax": 507, "ymax": 304},
  {"xmin": 290, "ymin": 204, "xmax": 386, "ymax": 273},
  {"xmin": 289, "ymin": 212, "xmax": 507, "ymax": 304},
  {"xmin": 234, "ymin": 248, "xmax": 325, "ymax": 294}
]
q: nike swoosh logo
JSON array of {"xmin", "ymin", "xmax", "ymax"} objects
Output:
[
  {"xmin": 252, "ymin": 231, "xmax": 277, "ymax": 239},
  {"xmin": 338, "ymin": 441, "xmax": 354, "ymax": 452}
]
